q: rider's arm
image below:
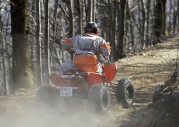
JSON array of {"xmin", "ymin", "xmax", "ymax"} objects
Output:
[
  {"xmin": 61, "ymin": 38, "xmax": 73, "ymax": 52},
  {"xmin": 99, "ymin": 38, "xmax": 111, "ymax": 62}
]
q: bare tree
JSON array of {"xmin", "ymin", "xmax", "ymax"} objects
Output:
[
  {"xmin": 36, "ymin": 0, "xmax": 42, "ymax": 86},
  {"xmin": 140, "ymin": 0, "xmax": 145, "ymax": 48},
  {"xmin": 177, "ymin": 0, "xmax": 179, "ymax": 33},
  {"xmin": 0, "ymin": 16, "xmax": 7, "ymax": 95},
  {"xmin": 117, "ymin": 0, "xmax": 126, "ymax": 59},
  {"xmin": 146, "ymin": 0, "xmax": 150, "ymax": 46},
  {"xmin": 168, "ymin": 0, "xmax": 172, "ymax": 33},
  {"xmin": 107, "ymin": 0, "xmax": 116, "ymax": 60},
  {"xmin": 44, "ymin": 0, "xmax": 50, "ymax": 85},
  {"xmin": 126, "ymin": 1, "xmax": 134, "ymax": 50},
  {"xmin": 52, "ymin": 0, "xmax": 58, "ymax": 41},
  {"xmin": 89, "ymin": 0, "xmax": 93, "ymax": 22},
  {"xmin": 11, "ymin": 0, "xmax": 33, "ymax": 91},
  {"xmin": 76, "ymin": 0, "xmax": 82, "ymax": 34},
  {"xmin": 65, "ymin": 0, "xmax": 74, "ymax": 37},
  {"xmin": 153, "ymin": 0, "xmax": 167, "ymax": 44},
  {"xmin": 92, "ymin": 0, "xmax": 96, "ymax": 21}
]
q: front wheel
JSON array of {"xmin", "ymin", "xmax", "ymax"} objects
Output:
[
  {"xmin": 116, "ymin": 78, "xmax": 135, "ymax": 108},
  {"xmin": 88, "ymin": 85, "xmax": 110, "ymax": 112}
]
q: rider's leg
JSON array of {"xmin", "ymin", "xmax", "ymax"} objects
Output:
[{"xmin": 59, "ymin": 61, "xmax": 75, "ymax": 74}]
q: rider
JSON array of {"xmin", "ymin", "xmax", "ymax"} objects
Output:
[{"xmin": 60, "ymin": 22, "xmax": 111, "ymax": 74}]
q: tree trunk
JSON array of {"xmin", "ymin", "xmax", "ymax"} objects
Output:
[
  {"xmin": 5, "ymin": 33, "xmax": 11, "ymax": 95},
  {"xmin": 113, "ymin": 0, "xmax": 117, "ymax": 59},
  {"xmin": 36, "ymin": 0, "xmax": 43, "ymax": 86},
  {"xmin": 4, "ymin": 10, "xmax": 11, "ymax": 95},
  {"xmin": 84, "ymin": 0, "xmax": 88, "ymax": 22},
  {"xmin": 50, "ymin": 0, "xmax": 58, "ymax": 69},
  {"xmin": 168, "ymin": 0, "xmax": 172, "ymax": 33},
  {"xmin": 140, "ymin": 0, "xmax": 145, "ymax": 48},
  {"xmin": 86, "ymin": 0, "xmax": 92, "ymax": 22},
  {"xmin": 76, "ymin": 0, "xmax": 82, "ymax": 34},
  {"xmin": 146, "ymin": 0, "xmax": 150, "ymax": 46},
  {"xmin": 177, "ymin": 0, "xmax": 179, "ymax": 33},
  {"xmin": 153, "ymin": 0, "xmax": 167, "ymax": 44},
  {"xmin": 11, "ymin": 0, "xmax": 33, "ymax": 91},
  {"xmin": 66, "ymin": 0, "xmax": 74, "ymax": 60},
  {"xmin": 172, "ymin": 9, "xmax": 177, "ymax": 34},
  {"xmin": 68, "ymin": 0, "xmax": 74, "ymax": 37},
  {"xmin": 108, "ymin": 0, "xmax": 116, "ymax": 60},
  {"xmin": 2, "ymin": 31, "xmax": 8, "ymax": 95},
  {"xmin": 44, "ymin": 0, "xmax": 50, "ymax": 85},
  {"xmin": 126, "ymin": 2, "xmax": 134, "ymax": 50},
  {"xmin": 92, "ymin": 0, "xmax": 96, "ymax": 21},
  {"xmin": 0, "ymin": 18, "xmax": 7, "ymax": 95},
  {"xmin": 52, "ymin": 0, "xmax": 58, "ymax": 41},
  {"xmin": 124, "ymin": 0, "xmax": 130, "ymax": 52},
  {"xmin": 162, "ymin": 0, "xmax": 167, "ymax": 36},
  {"xmin": 89, "ymin": 0, "xmax": 93, "ymax": 22},
  {"xmin": 117, "ymin": 0, "xmax": 126, "ymax": 59}
]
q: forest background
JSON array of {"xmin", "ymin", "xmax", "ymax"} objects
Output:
[{"xmin": 0, "ymin": 0, "xmax": 178, "ymax": 95}]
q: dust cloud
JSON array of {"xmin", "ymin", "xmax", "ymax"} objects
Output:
[{"xmin": 0, "ymin": 97, "xmax": 108, "ymax": 127}]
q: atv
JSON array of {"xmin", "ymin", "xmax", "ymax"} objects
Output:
[{"xmin": 37, "ymin": 62, "xmax": 135, "ymax": 112}]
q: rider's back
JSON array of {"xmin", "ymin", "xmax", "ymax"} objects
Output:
[{"xmin": 72, "ymin": 34, "xmax": 105, "ymax": 55}]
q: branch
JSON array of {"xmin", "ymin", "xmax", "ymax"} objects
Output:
[
  {"xmin": 58, "ymin": 0, "xmax": 69, "ymax": 18},
  {"xmin": 0, "ymin": 48, "xmax": 11, "ymax": 57}
]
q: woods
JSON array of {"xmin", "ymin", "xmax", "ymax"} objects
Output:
[{"xmin": 0, "ymin": 0, "xmax": 179, "ymax": 94}]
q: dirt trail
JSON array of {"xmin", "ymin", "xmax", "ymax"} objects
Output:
[
  {"xmin": 0, "ymin": 37, "xmax": 178, "ymax": 127},
  {"xmin": 105, "ymin": 37, "xmax": 179, "ymax": 127}
]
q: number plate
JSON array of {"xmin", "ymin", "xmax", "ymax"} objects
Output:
[{"xmin": 60, "ymin": 87, "xmax": 72, "ymax": 96}]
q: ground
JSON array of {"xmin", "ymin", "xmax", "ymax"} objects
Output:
[{"xmin": 0, "ymin": 37, "xmax": 178, "ymax": 127}]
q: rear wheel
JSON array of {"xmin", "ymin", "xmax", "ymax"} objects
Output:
[
  {"xmin": 37, "ymin": 86, "xmax": 57, "ymax": 105},
  {"xmin": 116, "ymin": 78, "xmax": 135, "ymax": 108},
  {"xmin": 88, "ymin": 85, "xmax": 110, "ymax": 112}
]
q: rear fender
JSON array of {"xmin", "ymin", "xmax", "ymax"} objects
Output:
[{"xmin": 49, "ymin": 73, "xmax": 72, "ymax": 86}]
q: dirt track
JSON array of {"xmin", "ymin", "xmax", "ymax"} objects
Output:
[
  {"xmin": 0, "ymin": 37, "xmax": 178, "ymax": 127},
  {"xmin": 107, "ymin": 37, "xmax": 179, "ymax": 127}
]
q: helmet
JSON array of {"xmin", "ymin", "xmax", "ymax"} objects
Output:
[{"xmin": 84, "ymin": 22, "xmax": 99, "ymax": 34}]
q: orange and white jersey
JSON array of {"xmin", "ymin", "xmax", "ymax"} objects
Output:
[
  {"xmin": 62, "ymin": 34, "xmax": 111, "ymax": 57},
  {"xmin": 73, "ymin": 34, "xmax": 109, "ymax": 56}
]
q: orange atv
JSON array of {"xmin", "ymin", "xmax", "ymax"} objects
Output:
[{"xmin": 37, "ymin": 62, "xmax": 135, "ymax": 112}]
